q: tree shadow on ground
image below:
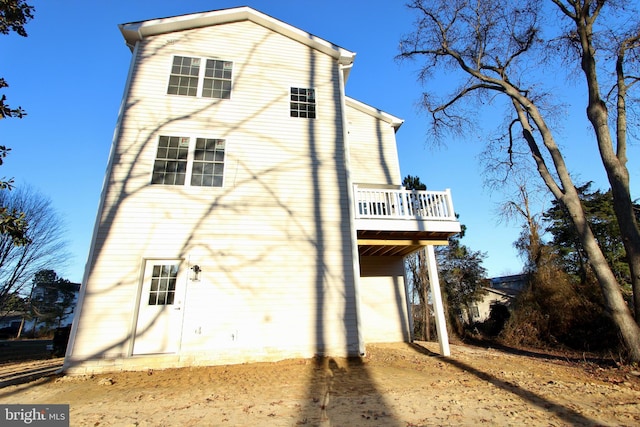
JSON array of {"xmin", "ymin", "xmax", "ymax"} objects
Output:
[
  {"xmin": 297, "ymin": 356, "xmax": 400, "ymax": 426},
  {"xmin": 409, "ymin": 342, "xmax": 599, "ymax": 425},
  {"xmin": 460, "ymin": 336, "xmax": 619, "ymax": 367}
]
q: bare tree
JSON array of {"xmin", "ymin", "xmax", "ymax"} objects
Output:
[
  {"xmin": 0, "ymin": 186, "xmax": 69, "ymax": 315},
  {"xmin": 403, "ymin": 175, "xmax": 433, "ymax": 340},
  {"xmin": 501, "ymin": 183, "xmax": 546, "ymax": 272},
  {"xmin": 398, "ymin": 0, "xmax": 640, "ymax": 360},
  {"xmin": 406, "ymin": 248, "xmax": 432, "ymax": 340}
]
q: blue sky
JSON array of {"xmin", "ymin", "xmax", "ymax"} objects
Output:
[{"xmin": 2, "ymin": 0, "xmax": 638, "ymax": 283}]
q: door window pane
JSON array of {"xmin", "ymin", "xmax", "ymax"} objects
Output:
[{"xmin": 148, "ymin": 263, "xmax": 179, "ymax": 306}]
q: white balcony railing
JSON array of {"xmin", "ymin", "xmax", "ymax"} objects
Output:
[{"xmin": 354, "ymin": 185, "xmax": 456, "ymax": 221}]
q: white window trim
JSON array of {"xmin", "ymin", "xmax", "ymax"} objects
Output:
[
  {"xmin": 150, "ymin": 133, "xmax": 227, "ymax": 188},
  {"xmin": 166, "ymin": 54, "xmax": 234, "ymax": 100},
  {"xmin": 290, "ymin": 86, "xmax": 318, "ymax": 119}
]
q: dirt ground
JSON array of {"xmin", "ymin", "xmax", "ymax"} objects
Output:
[{"xmin": 1, "ymin": 341, "xmax": 640, "ymax": 426}]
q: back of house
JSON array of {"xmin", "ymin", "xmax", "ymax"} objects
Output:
[{"xmin": 65, "ymin": 7, "xmax": 460, "ymax": 374}]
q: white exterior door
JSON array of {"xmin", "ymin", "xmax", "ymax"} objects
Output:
[{"xmin": 133, "ymin": 260, "xmax": 186, "ymax": 355}]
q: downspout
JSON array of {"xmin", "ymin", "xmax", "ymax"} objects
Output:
[
  {"xmin": 339, "ymin": 62, "xmax": 365, "ymax": 356},
  {"xmin": 63, "ymin": 40, "xmax": 142, "ymax": 370}
]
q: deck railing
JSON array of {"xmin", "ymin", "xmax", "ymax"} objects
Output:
[{"xmin": 354, "ymin": 186, "xmax": 456, "ymax": 221}]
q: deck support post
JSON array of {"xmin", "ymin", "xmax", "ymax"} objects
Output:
[{"xmin": 426, "ymin": 245, "xmax": 450, "ymax": 356}]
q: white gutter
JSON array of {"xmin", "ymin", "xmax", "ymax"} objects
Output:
[{"xmin": 340, "ymin": 62, "xmax": 366, "ymax": 357}]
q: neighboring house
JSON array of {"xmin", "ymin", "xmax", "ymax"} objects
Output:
[
  {"xmin": 468, "ymin": 274, "xmax": 528, "ymax": 323},
  {"xmin": 30, "ymin": 282, "xmax": 81, "ymax": 331},
  {"xmin": 64, "ymin": 7, "xmax": 461, "ymax": 374},
  {"xmin": 490, "ymin": 274, "xmax": 528, "ymax": 296},
  {"xmin": 0, "ymin": 282, "xmax": 80, "ymax": 339},
  {"xmin": 0, "ymin": 312, "xmax": 23, "ymax": 339}
]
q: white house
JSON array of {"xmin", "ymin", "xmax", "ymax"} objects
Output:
[
  {"xmin": 467, "ymin": 274, "xmax": 528, "ymax": 323},
  {"xmin": 30, "ymin": 281, "xmax": 81, "ymax": 331},
  {"xmin": 64, "ymin": 7, "xmax": 461, "ymax": 374}
]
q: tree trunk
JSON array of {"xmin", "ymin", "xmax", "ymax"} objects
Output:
[
  {"xmin": 576, "ymin": 2, "xmax": 640, "ymax": 322},
  {"xmin": 586, "ymin": 100, "xmax": 640, "ymax": 323},
  {"xmin": 422, "ymin": 285, "xmax": 431, "ymax": 341},
  {"xmin": 417, "ymin": 248, "xmax": 431, "ymax": 341},
  {"xmin": 614, "ymin": 47, "xmax": 640, "ymax": 323},
  {"xmin": 30, "ymin": 316, "xmax": 38, "ymax": 338},
  {"xmin": 16, "ymin": 317, "xmax": 24, "ymax": 339},
  {"xmin": 563, "ymin": 189, "xmax": 640, "ymax": 360},
  {"xmin": 515, "ymin": 99, "xmax": 640, "ymax": 361}
]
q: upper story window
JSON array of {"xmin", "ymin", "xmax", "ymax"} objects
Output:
[
  {"xmin": 191, "ymin": 138, "xmax": 225, "ymax": 187},
  {"xmin": 203, "ymin": 60, "xmax": 233, "ymax": 99},
  {"xmin": 151, "ymin": 135, "xmax": 225, "ymax": 187},
  {"xmin": 290, "ymin": 87, "xmax": 316, "ymax": 118},
  {"xmin": 152, "ymin": 136, "xmax": 189, "ymax": 185},
  {"xmin": 167, "ymin": 56, "xmax": 233, "ymax": 99},
  {"xmin": 167, "ymin": 56, "xmax": 200, "ymax": 96}
]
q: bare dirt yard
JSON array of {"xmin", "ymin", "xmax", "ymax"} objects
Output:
[{"xmin": 1, "ymin": 341, "xmax": 640, "ymax": 426}]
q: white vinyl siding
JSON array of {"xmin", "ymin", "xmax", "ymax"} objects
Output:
[
  {"xmin": 359, "ymin": 256, "xmax": 411, "ymax": 343},
  {"xmin": 346, "ymin": 103, "xmax": 402, "ymax": 186},
  {"xmin": 70, "ymin": 20, "xmax": 359, "ymax": 365}
]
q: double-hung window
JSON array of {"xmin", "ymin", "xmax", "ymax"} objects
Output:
[
  {"xmin": 167, "ymin": 55, "xmax": 233, "ymax": 99},
  {"xmin": 152, "ymin": 135, "xmax": 226, "ymax": 187},
  {"xmin": 167, "ymin": 56, "xmax": 200, "ymax": 96},
  {"xmin": 202, "ymin": 60, "xmax": 233, "ymax": 99},
  {"xmin": 290, "ymin": 87, "xmax": 316, "ymax": 118},
  {"xmin": 151, "ymin": 136, "xmax": 189, "ymax": 185},
  {"xmin": 191, "ymin": 138, "xmax": 225, "ymax": 187}
]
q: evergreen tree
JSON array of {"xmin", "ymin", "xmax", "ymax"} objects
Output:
[
  {"xmin": 0, "ymin": 0, "xmax": 34, "ymax": 245},
  {"xmin": 30, "ymin": 270, "xmax": 78, "ymax": 332},
  {"xmin": 544, "ymin": 182, "xmax": 639, "ymax": 289}
]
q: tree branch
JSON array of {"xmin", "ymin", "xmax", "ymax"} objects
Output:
[{"xmin": 430, "ymin": 83, "xmax": 505, "ymax": 114}]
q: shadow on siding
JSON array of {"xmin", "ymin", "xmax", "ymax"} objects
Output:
[{"xmin": 65, "ymin": 19, "xmax": 407, "ymax": 426}]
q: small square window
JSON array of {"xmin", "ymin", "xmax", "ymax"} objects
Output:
[{"xmin": 290, "ymin": 87, "xmax": 316, "ymax": 118}]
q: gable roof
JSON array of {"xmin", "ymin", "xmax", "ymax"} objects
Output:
[
  {"xmin": 119, "ymin": 6, "xmax": 356, "ymax": 66},
  {"xmin": 118, "ymin": 7, "xmax": 401, "ymax": 122},
  {"xmin": 346, "ymin": 97, "xmax": 404, "ymax": 131}
]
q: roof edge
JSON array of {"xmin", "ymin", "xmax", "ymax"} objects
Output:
[
  {"xmin": 119, "ymin": 6, "xmax": 356, "ymax": 64},
  {"xmin": 345, "ymin": 97, "xmax": 404, "ymax": 130}
]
